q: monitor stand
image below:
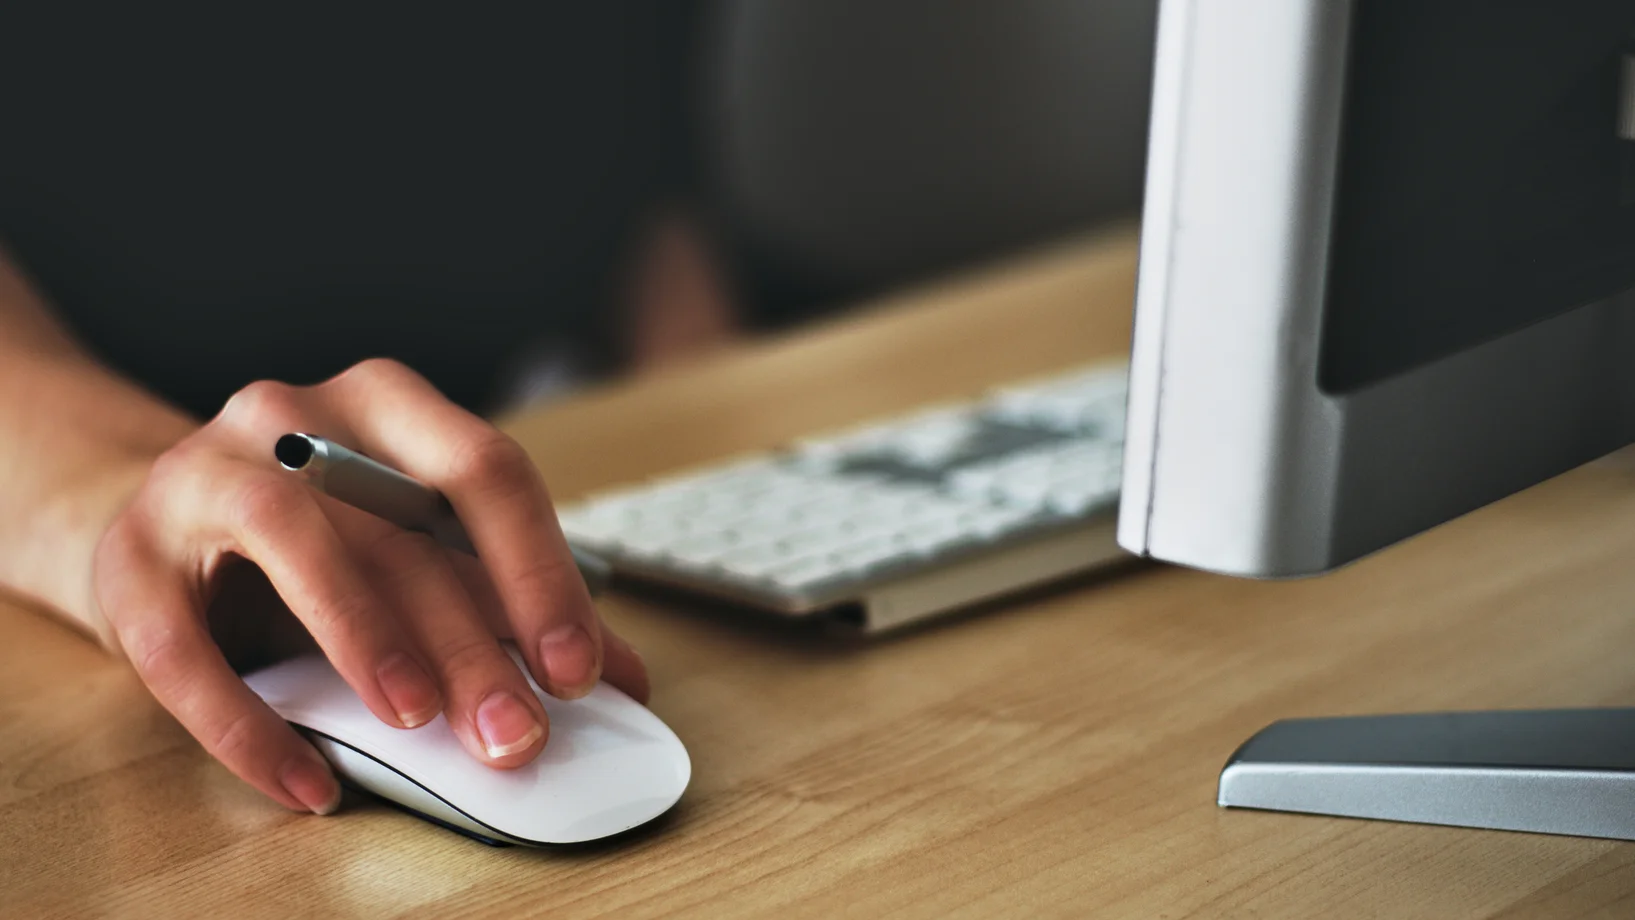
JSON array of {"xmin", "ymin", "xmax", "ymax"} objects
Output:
[{"xmin": 1219, "ymin": 709, "xmax": 1635, "ymax": 840}]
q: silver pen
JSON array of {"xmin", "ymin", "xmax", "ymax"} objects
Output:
[{"xmin": 275, "ymin": 432, "xmax": 611, "ymax": 595}]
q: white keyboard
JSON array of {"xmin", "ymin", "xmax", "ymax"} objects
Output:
[{"xmin": 556, "ymin": 361, "xmax": 1130, "ymax": 632}]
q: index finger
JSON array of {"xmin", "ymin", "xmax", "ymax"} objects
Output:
[
  {"xmin": 97, "ymin": 523, "xmax": 341, "ymax": 815},
  {"xmin": 320, "ymin": 359, "xmax": 603, "ymax": 700}
]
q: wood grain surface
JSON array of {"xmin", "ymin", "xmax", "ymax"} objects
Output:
[{"xmin": 6, "ymin": 229, "xmax": 1635, "ymax": 919}]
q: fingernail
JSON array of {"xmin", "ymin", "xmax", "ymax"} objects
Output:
[
  {"xmin": 281, "ymin": 749, "xmax": 341, "ymax": 816},
  {"xmin": 539, "ymin": 624, "xmax": 599, "ymax": 697},
  {"xmin": 475, "ymin": 691, "xmax": 544, "ymax": 759},
  {"xmin": 377, "ymin": 653, "xmax": 442, "ymax": 728}
]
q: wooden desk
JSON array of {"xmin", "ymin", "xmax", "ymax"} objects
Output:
[{"xmin": 8, "ymin": 230, "xmax": 1635, "ymax": 919}]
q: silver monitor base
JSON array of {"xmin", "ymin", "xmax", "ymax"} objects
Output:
[{"xmin": 1219, "ymin": 709, "xmax": 1635, "ymax": 840}]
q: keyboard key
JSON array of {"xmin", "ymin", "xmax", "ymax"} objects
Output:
[
  {"xmin": 878, "ymin": 407, "xmax": 981, "ymax": 466},
  {"xmin": 556, "ymin": 513, "xmax": 622, "ymax": 547},
  {"xmin": 826, "ymin": 536, "xmax": 908, "ymax": 576},
  {"xmin": 715, "ymin": 545, "xmax": 797, "ymax": 579},
  {"xmin": 991, "ymin": 478, "xmax": 1054, "ymax": 509},
  {"xmin": 610, "ymin": 526, "xmax": 698, "ymax": 557},
  {"xmin": 765, "ymin": 556, "xmax": 847, "ymax": 590},
  {"xmin": 663, "ymin": 532, "xmax": 746, "ymax": 567},
  {"xmin": 773, "ymin": 523, "xmax": 857, "ymax": 559},
  {"xmin": 1047, "ymin": 489, "xmax": 1111, "ymax": 517},
  {"xmin": 897, "ymin": 520, "xmax": 974, "ymax": 556},
  {"xmin": 964, "ymin": 506, "xmax": 1040, "ymax": 539}
]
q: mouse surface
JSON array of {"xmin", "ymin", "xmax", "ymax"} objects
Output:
[{"xmin": 243, "ymin": 647, "xmax": 690, "ymax": 846}]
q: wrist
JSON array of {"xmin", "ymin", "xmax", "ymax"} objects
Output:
[
  {"xmin": 0, "ymin": 355, "xmax": 196, "ymax": 649},
  {"xmin": 10, "ymin": 451, "xmax": 157, "ymax": 651}
]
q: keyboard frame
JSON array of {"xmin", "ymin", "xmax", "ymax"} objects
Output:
[
  {"xmin": 562, "ymin": 360, "xmax": 1133, "ymax": 633},
  {"xmin": 597, "ymin": 510, "xmax": 1124, "ymax": 633}
]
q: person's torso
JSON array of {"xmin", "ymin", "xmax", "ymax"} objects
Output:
[{"xmin": 0, "ymin": 4, "xmax": 685, "ymax": 415}]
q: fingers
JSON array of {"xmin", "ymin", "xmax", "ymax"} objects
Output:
[
  {"xmin": 323, "ymin": 359, "xmax": 605, "ymax": 700},
  {"xmin": 95, "ymin": 520, "xmax": 340, "ymax": 814},
  {"xmin": 447, "ymin": 552, "xmax": 651, "ymax": 704},
  {"xmin": 597, "ymin": 621, "xmax": 650, "ymax": 705},
  {"xmin": 153, "ymin": 448, "xmax": 443, "ymax": 732},
  {"xmin": 335, "ymin": 509, "xmax": 551, "ymax": 767}
]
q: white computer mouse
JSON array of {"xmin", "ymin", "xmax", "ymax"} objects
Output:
[{"xmin": 243, "ymin": 646, "xmax": 690, "ymax": 846}]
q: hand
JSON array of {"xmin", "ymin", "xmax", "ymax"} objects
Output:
[{"xmin": 92, "ymin": 358, "xmax": 649, "ymax": 815}]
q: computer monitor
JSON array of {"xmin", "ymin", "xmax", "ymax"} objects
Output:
[
  {"xmin": 1119, "ymin": 0, "xmax": 1635, "ymax": 839},
  {"xmin": 1120, "ymin": 0, "xmax": 1635, "ymax": 578}
]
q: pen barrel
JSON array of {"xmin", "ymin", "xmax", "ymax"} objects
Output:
[
  {"xmin": 308, "ymin": 440, "xmax": 477, "ymax": 554},
  {"xmin": 282, "ymin": 433, "xmax": 609, "ymax": 594}
]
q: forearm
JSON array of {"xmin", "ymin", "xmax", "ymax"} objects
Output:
[{"xmin": 0, "ymin": 249, "xmax": 197, "ymax": 645}]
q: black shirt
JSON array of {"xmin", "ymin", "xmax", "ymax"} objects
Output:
[{"xmin": 0, "ymin": 4, "xmax": 692, "ymax": 416}]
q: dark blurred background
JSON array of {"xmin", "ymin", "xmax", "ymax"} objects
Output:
[
  {"xmin": 0, "ymin": 1, "xmax": 1157, "ymax": 416},
  {"xmin": 702, "ymin": 1, "xmax": 1155, "ymax": 323}
]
